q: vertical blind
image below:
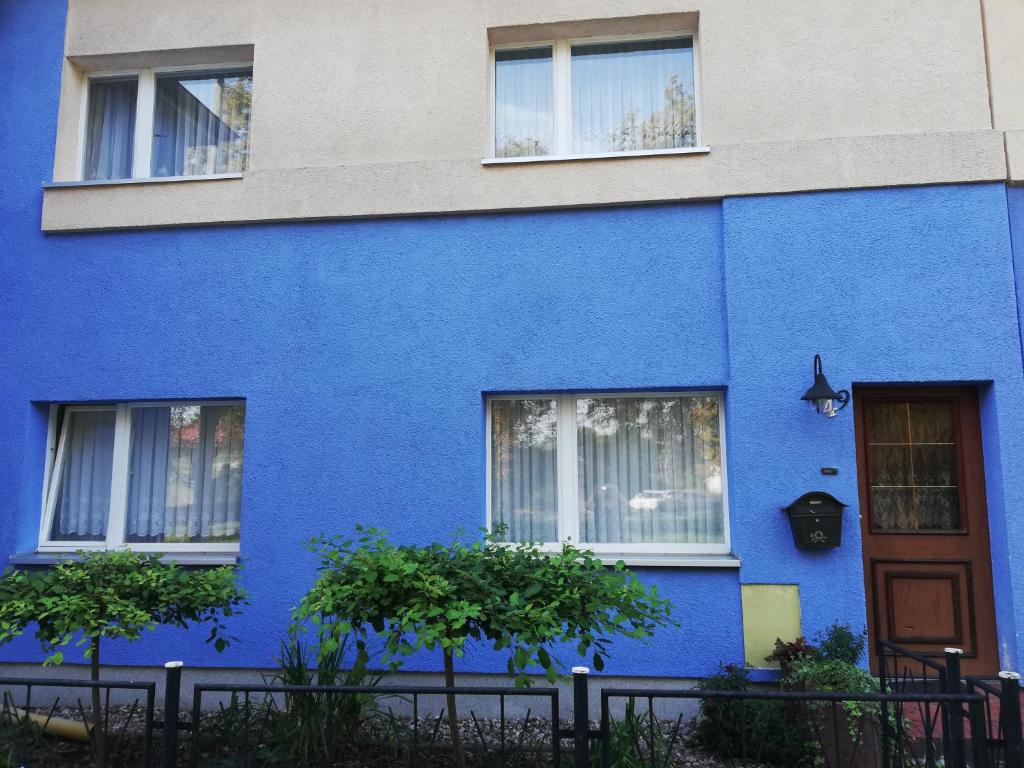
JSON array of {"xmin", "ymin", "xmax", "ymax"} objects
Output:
[
  {"xmin": 83, "ymin": 78, "xmax": 137, "ymax": 181},
  {"xmin": 151, "ymin": 70, "xmax": 253, "ymax": 177}
]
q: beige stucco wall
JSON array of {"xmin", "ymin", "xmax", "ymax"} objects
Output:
[{"xmin": 44, "ymin": 0, "xmax": 1007, "ymax": 231}]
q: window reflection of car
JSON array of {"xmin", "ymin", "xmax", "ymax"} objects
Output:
[
  {"xmin": 628, "ymin": 489, "xmax": 722, "ymax": 513},
  {"xmin": 628, "ymin": 490, "xmax": 676, "ymax": 511}
]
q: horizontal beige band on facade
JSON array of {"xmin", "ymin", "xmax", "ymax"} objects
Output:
[{"xmin": 42, "ymin": 129, "xmax": 1007, "ymax": 232}]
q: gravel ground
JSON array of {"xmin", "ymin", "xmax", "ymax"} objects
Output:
[{"xmin": 0, "ymin": 705, "xmax": 768, "ymax": 767}]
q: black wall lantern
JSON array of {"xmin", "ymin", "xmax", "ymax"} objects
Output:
[
  {"xmin": 801, "ymin": 354, "xmax": 850, "ymax": 417},
  {"xmin": 783, "ymin": 491, "xmax": 846, "ymax": 549}
]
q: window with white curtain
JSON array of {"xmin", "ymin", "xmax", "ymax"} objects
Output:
[
  {"xmin": 491, "ymin": 34, "xmax": 698, "ymax": 160},
  {"xmin": 83, "ymin": 78, "xmax": 138, "ymax": 181},
  {"xmin": 488, "ymin": 393, "xmax": 728, "ymax": 554},
  {"xmin": 79, "ymin": 65, "xmax": 252, "ymax": 181},
  {"xmin": 40, "ymin": 402, "xmax": 245, "ymax": 552}
]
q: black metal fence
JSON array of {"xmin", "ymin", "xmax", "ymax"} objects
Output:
[
  {"xmin": 0, "ymin": 642, "xmax": 1021, "ymax": 768},
  {"xmin": 188, "ymin": 680, "xmax": 561, "ymax": 767},
  {"xmin": 0, "ymin": 675, "xmax": 155, "ymax": 768}
]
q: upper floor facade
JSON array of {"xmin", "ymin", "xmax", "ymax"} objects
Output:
[{"xmin": 37, "ymin": 0, "xmax": 1024, "ymax": 231}]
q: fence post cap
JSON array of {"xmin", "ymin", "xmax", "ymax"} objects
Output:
[
  {"xmin": 999, "ymin": 670, "xmax": 1021, "ymax": 681},
  {"xmin": 572, "ymin": 666, "xmax": 590, "ymax": 675},
  {"xmin": 944, "ymin": 647, "xmax": 965, "ymax": 655},
  {"xmin": 164, "ymin": 660, "xmax": 184, "ymax": 669}
]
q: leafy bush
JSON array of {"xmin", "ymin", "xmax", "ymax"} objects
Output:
[
  {"xmin": 293, "ymin": 525, "xmax": 675, "ymax": 767},
  {"xmin": 765, "ymin": 636, "xmax": 817, "ymax": 669},
  {"xmin": 0, "ymin": 550, "xmax": 246, "ymax": 763},
  {"xmin": 814, "ymin": 623, "xmax": 866, "ymax": 665},
  {"xmin": 200, "ymin": 635, "xmax": 383, "ymax": 768},
  {"xmin": 690, "ymin": 664, "xmax": 812, "ymax": 767},
  {"xmin": 0, "ymin": 550, "xmax": 246, "ymax": 666}
]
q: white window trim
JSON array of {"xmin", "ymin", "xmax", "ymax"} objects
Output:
[
  {"xmin": 78, "ymin": 62, "xmax": 253, "ymax": 183},
  {"xmin": 38, "ymin": 400, "xmax": 244, "ymax": 554},
  {"xmin": 487, "ymin": 30, "xmax": 703, "ymax": 162},
  {"xmin": 485, "ymin": 391, "xmax": 732, "ymax": 561}
]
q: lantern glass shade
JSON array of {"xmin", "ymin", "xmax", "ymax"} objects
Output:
[{"xmin": 801, "ymin": 355, "xmax": 850, "ymax": 416}]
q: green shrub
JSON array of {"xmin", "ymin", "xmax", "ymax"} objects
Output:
[
  {"xmin": 269, "ymin": 634, "xmax": 383, "ymax": 762},
  {"xmin": 293, "ymin": 525, "xmax": 675, "ymax": 768},
  {"xmin": 690, "ymin": 664, "xmax": 813, "ymax": 767},
  {"xmin": 199, "ymin": 635, "xmax": 383, "ymax": 768},
  {"xmin": 599, "ymin": 697, "xmax": 674, "ymax": 768},
  {"xmin": 0, "ymin": 550, "xmax": 245, "ymax": 764},
  {"xmin": 764, "ymin": 636, "xmax": 817, "ymax": 668},
  {"xmin": 814, "ymin": 623, "xmax": 866, "ymax": 665}
]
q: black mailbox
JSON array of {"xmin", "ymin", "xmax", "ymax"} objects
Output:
[{"xmin": 782, "ymin": 492, "xmax": 846, "ymax": 550}]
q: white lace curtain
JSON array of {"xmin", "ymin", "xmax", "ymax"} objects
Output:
[
  {"xmin": 83, "ymin": 78, "xmax": 137, "ymax": 181},
  {"xmin": 126, "ymin": 405, "xmax": 244, "ymax": 543},
  {"xmin": 48, "ymin": 404, "xmax": 244, "ymax": 544},
  {"xmin": 490, "ymin": 395, "xmax": 724, "ymax": 546}
]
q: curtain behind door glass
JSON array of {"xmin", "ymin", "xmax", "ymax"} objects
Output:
[
  {"xmin": 49, "ymin": 410, "xmax": 116, "ymax": 541},
  {"xmin": 83, "ymin": 78, "xmax": 137, "ymax": 180},
  {"xmin": 495, "ymin": 47, "xmax": 554, "ymax": 158},
  {"xmin": 151, "ymin": 71, "xmax": 252, "ymax": 177},
  {"xmin": 571, "ymin": 38, "xmax": 695, "ymax": 154},
  {"xmin": 126, "ymin": 404, "xmax": 244, "ymax": 543},
  {"xmin": 865, "ymin": 400, "xmax": 961, "ymax": 531},
  {"xmin": 577, "ymin": 396, "xmax": 723, "ymax": 544},
  {"xmin": 490, "ymin": 399, "xmax": 558, "ymax": 542}
]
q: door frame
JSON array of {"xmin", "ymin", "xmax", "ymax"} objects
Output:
[{"xmin": 853, "ymin": 385, "xmax": 999, "ymax": 675}]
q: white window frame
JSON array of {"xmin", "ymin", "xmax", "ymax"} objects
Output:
[
  {"xmin": 487, "ymin": 31, "xmax": 704, "ymax": 162},
  {"xmin": 485, "ymin": 391, "xmax": 731, "ymax": 556},
  {"xmin": 77, "ymin": 63, "xmax": 254, "ymax": 182},
  {"xmin": 38, "ymin": 401, "xmax": 244, "ymax": 554}
]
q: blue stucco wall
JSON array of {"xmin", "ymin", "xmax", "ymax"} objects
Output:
[{"xmin": 3, "ymin": 0, "xmax": 1024, "ymax": 678}]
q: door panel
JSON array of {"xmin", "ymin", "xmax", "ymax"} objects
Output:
[{"xmin": 856, "ymin": 387, "xmax": 998, "ymax": 676}]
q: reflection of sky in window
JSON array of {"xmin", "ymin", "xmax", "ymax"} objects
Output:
[
  {"xmin": 180, "ymin": 79, "xmax": 221, "ymax": 113},
  {"xmin": 572, "ymin": 38, "xmax": 694, "ymax": 153}
]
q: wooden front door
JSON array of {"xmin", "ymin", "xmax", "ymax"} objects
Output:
[{"xmin": 855, "ymin": 387, "xmax": 999, "ymax": 676}]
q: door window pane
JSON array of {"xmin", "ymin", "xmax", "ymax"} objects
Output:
[
  {"xmin": 490, "ymin": 399, "xmax": 559, "ymax": 542},
  {"xmin": 49, "ymin": 410, "xmax": 116, "ymax": 541},
  {"xmin": 571, "ymin": 38, "xmax": 695, "ymax": 154},
  {"xmin": 83, "ymin": 78, "xmax": 137, "ymax": 181},
  {"xmin": 866, "ymin": 400, "xmax": 961, "ymax": 531},
  {"xmin": 495, "ymin": 47, "xmax": 554, "ymax": 158},
  {"xmin": 126, "ymin": 404, "xmax": 245, "ymax": 543},
  {"xmin": 577, "ymin": 395, "xmax": 723, "ymax": 544},
  {"xmin": 151, "ymin": 70, "xmax": 253, "ymax": 177}
]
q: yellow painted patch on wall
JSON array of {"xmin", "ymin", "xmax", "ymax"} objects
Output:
[{"xmin": 741, "ymin": 584, "xmax": 801, "ymax": 669}]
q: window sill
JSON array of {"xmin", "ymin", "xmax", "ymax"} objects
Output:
[
  {"xmin": 8, "ymin": 551, "xmax": 240, "ymax": 567},
  {"xmin": 42, "ymin": 173, "xmax": 244, "ymax": 190},
  {"xmin": 480, "ymin": 146, "xmax": 711, "ymax": 166},
  {"xmin": 598, "ymin": 553, "xmax": 740, "ymax": 568}
]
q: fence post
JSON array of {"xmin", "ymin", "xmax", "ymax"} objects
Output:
[
  {"xmin": 162, "ymin": 661, "xmax": 183, "ymax": 768},
  {"xmin": 1000, "ymin": 671, "xmax": 1023, "ymax": 768},
  {"xmin": 944, "ymin": 648, "xmax": 966, "ymax": 768},
  {"xmin": 573, "ymin": 666, "xmax": 590, "ymax": 768}
]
